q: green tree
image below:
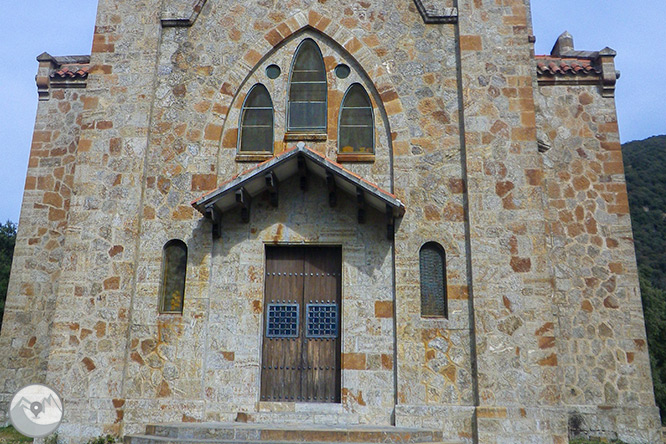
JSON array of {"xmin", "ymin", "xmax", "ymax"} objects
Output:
[
  {"xmin": 640, "ymin": 267, "xmax": 666, "ymax": 421},
  {"xmin": 0, "ymin": 220, "xmax": 17, "ymax": 331},
  {"xmin": 623, "ymin": 135, "xmax": 666, "ymax": 423}
]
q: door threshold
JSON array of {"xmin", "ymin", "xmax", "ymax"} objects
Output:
[{"xmin": 258, "ymin": 401, "xmax": 344, "ymax": 413}]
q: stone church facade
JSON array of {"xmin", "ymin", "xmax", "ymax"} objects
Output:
[{"xmin": 0, "ymin": 0, "xmax": 661, "ymax": 442}]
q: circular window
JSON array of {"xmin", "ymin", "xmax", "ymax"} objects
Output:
[
  {"xmin": 335, "ymin": 64, "xmax": 351, "ymax": 79},
  {"xmin": 266, "ymin": 64, "xmax": 281, "ymax": 79}
]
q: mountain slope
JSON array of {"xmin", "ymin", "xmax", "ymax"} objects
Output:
[{"xmin": 623, "ymin": 134, "xmax": 666, "ymax": 423}]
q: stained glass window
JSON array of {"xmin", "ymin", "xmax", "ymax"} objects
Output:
[
  {"xmin": 419, "ymin": 242, "xmax": 447, "ymax": 318},
  {"xmin": 240, "ymin": 84, "xmax": 274, "ymax": 152},
  {"xmin": 160, "ymin": 240, "xmax": 187, "ymax": 314},
  {"xmin": 288, "ymin": 39, "xmax": 327, "ymax": 132},
  {"xmin": 338, "ymin": 84, "xmax": 374, "ymax": 153}
]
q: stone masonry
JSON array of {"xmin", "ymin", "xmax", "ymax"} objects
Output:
[{"xmin": 0, "ymin": 1, "xmax": 661, "ymax": 443}]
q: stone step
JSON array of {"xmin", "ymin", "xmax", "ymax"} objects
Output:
[
  {"xmin": 125, "ymin": 438, "xmax": 464, "ymax": 444},
  {"xmin": 128, "ymin": 423, "xmax": 443, "ymax": 444}
]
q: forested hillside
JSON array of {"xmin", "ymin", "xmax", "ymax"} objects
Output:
[
  {"xmin": 623, "ymin": 134, "xmax": 666, "ymax": 422},
  {"xmin": 0, "ymin": 220, "xmax": 17, "ymax": 331}
]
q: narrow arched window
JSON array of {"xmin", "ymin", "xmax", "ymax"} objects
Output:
[
  {"xmin": 239, "ymin": 84, "xmax": 274, "ymax": 152},
  {"xmin": 338, "ymin": 83, "xmax": 374, "ymax": 153},
  {"xmin": 159, "ymin": 240, "xmax": 187, "ymax": 314},
  {"xmin": 288, "ymin": 39, "xmax": 327, "ymax": 132},
  {"xmin": 419, "ymin": 242, "xmax": 447, "ymax": 318}
]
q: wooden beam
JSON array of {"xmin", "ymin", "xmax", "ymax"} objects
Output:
[
  {"xmin": 386, "ymin": 204, "xmax": 395, "ymax": 240},
  {"xmin": 205, "ymin": 205, "xmax": 222, "ymax": 239},
  {"xmin": 298, "ymin": 155, "xmax": 308, "ymax": 191},
  {"xmin": 235, "ymin": 187, "xmax": 252, "ymax": 223},
  {"xmin": 265, "ymin": 171, "xmax": 279, "ymax": 207},
  {"xmin": 326, "ymin": 172, "xmax": 337, "ymax": 207},
  {"xmin": 356, "ymin": 187, "xmax": 365, "ymax": 224}
]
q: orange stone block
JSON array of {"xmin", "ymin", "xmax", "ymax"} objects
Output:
[
  {"xmin": 222, "ymin": 128, "xmax": 239, "ymax": 149},
  {"xmin": 448, "ymin": 285, "xmax": 469, "ymax": 300},
  {"xmin": 308, "ymin": 10, "xmax": 323, "ymax": 26},
  {"xmin": 538, "ymin": 353, "xmax": 558, "ymax": 366},
  {"xmin": 173, "ymin": 205, "xmax": 195, "ymax": 220},
  {"xmin": 604, "ymin": 162, "xmax": 624, "ymax": 175},
  {"xmin": 32, "ymin": 131, "xmax": 52, "ymax": 143},
  {"xmin": 476, "ymin": 407, "xmax": 507, "ymax": 419},
  {"xmin": 204, "ymin": 123, "xmax": 223, "ymax": 141},
  {"xmin": 525, "ymin": 169, "xmax": 543, "ymax": 186},
  {"xmin": 82, "ymin": 96, "xmax": 99, "ymax": 110},
  {"xmin": 538, "ymin": 336, "xmax": 555, "ymax": 349},
  {"xmin": 265, "ymin": 29, "xmax": 283, "ymax": 47},
  {"xmin": 460, "ymin": 35, "xmax": 482, "ymax": 51},
  {"xmin": 244, "ymin": 49, "xmax": 262, "ymax": 67},
  {"xmin": 510, "ymin": 257, "xmax": 531, "ymax": 273},
  {"xmin": 191, "ymin": 174, "xmax": 217, "ymax": 191},
  {"xmin": 511, "ymin": 126, "xmax": 535, "ymax": 141},
  {"xmin": 81, "ymin": 357, "xmax": 96, "ymax": 372},
  {"xmin": 374, "ymin": 301, "xmax": 393, "ymax": 318},
  {"xmin": 315, "ymin": 16, "xmax": 332, "ymax": 32},
  {"xmin": 342, "ymin": 353, "xmax": 366, "ymax": 370},
  {"xmin": 381, "ymin": 354, "xmax": 393, "ymax": 370},
  {"xmin": 344, "ymin": 37, "xmax": 362, "ymax": 55}
]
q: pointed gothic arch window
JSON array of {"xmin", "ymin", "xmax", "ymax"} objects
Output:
[
  {"xmin": 288, "ymin": 39, "xmax": 327, "ymax": 132},
  {"xmin": 159, "ymin": 239, "xmax": 187, "ymax": 314},
  {"xmin": 338, "ymin": 83, "xmax": 374, "ymax": 153},
  {"xmin": 239, "ymin": 84, "xmax": 274, "ymax": 152},
  {"xmin": 419, "ymin": 242, "xmax": 447, "ymax": 318}
]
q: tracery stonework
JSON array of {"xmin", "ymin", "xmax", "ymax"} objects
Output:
[{"xmin": 0, "ymin": 1, "xmax": 660, "ymax": 443}]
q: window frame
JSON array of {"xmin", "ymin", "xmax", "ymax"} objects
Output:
[
  {"xmin": 419, "ymin": 242, "xmax": 448, "ymax": 318},
  {"xmin": 159, "ymin": 239, "xmax": 188, "ymax": 314},
  {"xmin": 337, "ymin": 83, "xmax": 375, "ymax": 155},
  {"xmin": 286, "ymin": 38, "xmax": 328, "ymax": 134},
  {"xmin": 238, "ymin": 83, "xmax": 275, "ymax": 154}
]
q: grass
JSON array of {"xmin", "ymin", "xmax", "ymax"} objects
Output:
[{"xmin": 0, "ymin": 426, "xmax": 32, "ymax": 444}]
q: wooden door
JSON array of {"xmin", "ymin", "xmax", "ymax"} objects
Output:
[{"xmin": 261, "ymin": 246, "xmax": 341, "ymax": 403}]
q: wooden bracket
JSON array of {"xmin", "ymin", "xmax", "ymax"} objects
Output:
[
  {"xmin": 357, "ymin": 188, "xmax": 365, "ymax": 224},
  {"xmin": 298, "ymin": 155, "xmax": 308, "ymax": 191},
  {"xmin": 326, "ymin": 172, "xmax": 337, "ymax": 207},
  {"xmin": 235, "ymin": 187, "xmax": 252, "ymax": 223},
  {"xmin": 265, "ymin": 171, "xmax": 279, "ymax": 207},
  {"xmin": 386, "ymin": 205, "xmax": 395, "ymax": 240},
  {"xmin": 205, "ymin": 205, "xmax": 222, "ymax": 239}
]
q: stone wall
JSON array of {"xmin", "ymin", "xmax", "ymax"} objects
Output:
[
  {"xmin": 536, "ymin": 82, "xmax": 662, "ymax": 443},
  {"xmin": 0, "ymin": 62, "xmax": 85, "ymax": 422},
  {"xmin": 40, "ymin": 1, "xmax": 164, "ymax": 439},
  {"xmin": 0, "ymin": 0, "xmax": 662, "ymax": 442},
  {"xmin": 457, "ymin": 0, "xmax": 565, "ymax": 441}
]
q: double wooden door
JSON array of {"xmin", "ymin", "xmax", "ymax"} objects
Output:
[{"xmin": 260, "ymin": 246, "xmax": 341, "ymax": 403}]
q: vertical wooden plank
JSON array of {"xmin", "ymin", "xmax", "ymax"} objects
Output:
[
  {"xmin": 302, "ymin": 246, "xmax": 341, "ymax": 403},
  {"xmin": 261, "ymin": 246, "xmax": 304, "ymax": 401}
]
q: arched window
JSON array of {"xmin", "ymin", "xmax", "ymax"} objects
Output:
[
  {"xmin": 239, "ymin": 84, "xmax": 274, "ymax": 152},
  {"xmin": 338, "ymin": 83, "xmax": 374, "ymax": 153},
  {"xmin": 288, "ymin": 39, "xmax": 327, "ymax": 132},
  {"xmin": 419, "ymin": 242, "xmax": 447, "ymax": 318},
  {"xmin": 159, "ymin": 240, "xmax": 187, "ymax": 314}
]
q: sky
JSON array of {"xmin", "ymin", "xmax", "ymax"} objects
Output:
[{"xmin": 0, "ymin": 1, "xmax": 664, "ymax": 225}]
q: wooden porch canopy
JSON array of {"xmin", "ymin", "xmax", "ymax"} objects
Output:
[{"xmin": 191, "ymin": 144, "xmax": 405, "ymax": 239}]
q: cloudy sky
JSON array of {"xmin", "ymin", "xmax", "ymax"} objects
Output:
[{"xmin": 0, "ymin": 0, "xmax": 664, "ymax": 224}]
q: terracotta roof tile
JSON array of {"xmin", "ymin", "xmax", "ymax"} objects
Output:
[
  {"xmin": 51, "ymin": 64, "xmax": 89, "ymax": 79},
  {"xmin": 535, "ymin": 55, "xmax": 601, "ymax": 77}
]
